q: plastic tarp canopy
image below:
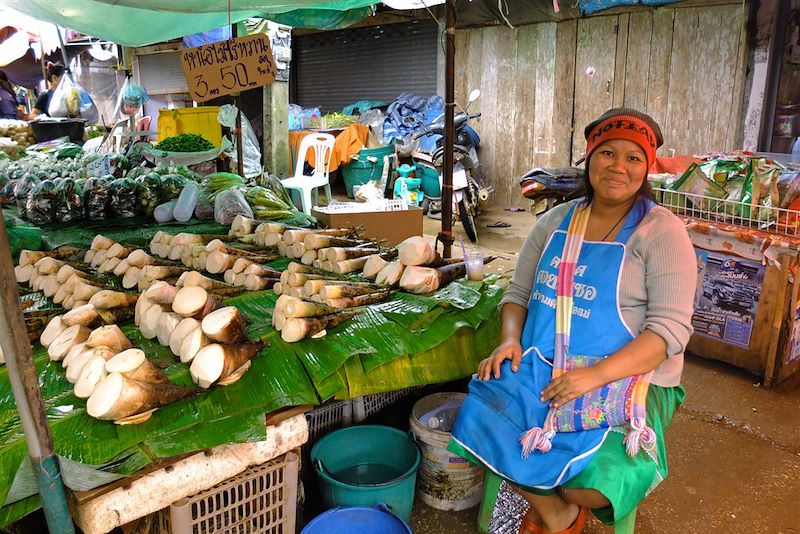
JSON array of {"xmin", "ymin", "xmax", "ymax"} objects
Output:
[{"xmin": 1, "ymin": 0, "xmax": 378, "ymax": 47}]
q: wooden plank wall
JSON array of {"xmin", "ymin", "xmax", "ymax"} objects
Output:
[{"xmin": 456, "ymin": 2, "xmax": 748, "ymax": 207}]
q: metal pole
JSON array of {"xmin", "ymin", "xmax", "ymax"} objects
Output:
[
  {"xmin": 55, "ymin": 27, "xmax": 69, "ymax": 73},
  {"xmin": 0, "ymin": 219, "xmax": 75, "ymax": 533},
  {"xmin": 439, "ymin": 0, "xmax": 456, "ymax": 258},
  {"xmin": 232, "ymin": 24, "xmax": 245, "ymax": 177}
]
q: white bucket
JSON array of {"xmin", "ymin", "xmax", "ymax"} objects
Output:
[{"xmin": 409, "ymin": 392, "xmax": 484, "ymax": 511}]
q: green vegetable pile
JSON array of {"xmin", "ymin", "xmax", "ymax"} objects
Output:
[{"xmin": 155, "ymin": 133, "xmax": 215, "ymax": 153}]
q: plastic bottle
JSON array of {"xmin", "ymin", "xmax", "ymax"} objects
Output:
[
  {"xmin": 153, "ymin": 200, "xmax": 178, "ymax": 223},
  {"xmin": 427, "ymin": 407, "xmax": 460, "ymax": 431},
  {"xmin": 173, "ymin": 181, "xmax": 199, "ymax": 222}
]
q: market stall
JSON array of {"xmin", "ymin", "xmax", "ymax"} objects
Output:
[
  {"xmin": 653, "ymin": 154, "xmax": 800, "ymax": 386},
  {"xmin": 0, "ymin": 135, "xmax": 501, "ymax": 529}
]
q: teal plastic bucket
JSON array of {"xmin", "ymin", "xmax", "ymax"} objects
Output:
[
  {"xmin": 416, "ymin": 164, "xmax": 441, "ymax": 197},
  {"xmin": 311, "ymin": 425, "xmax": 421, "ymax": 523},
  {"xmin": 341, "ymin": 144, "xmax": 395, "ymax": 198},
  {"xmin": 301, "ymin": 504, "xmax": 412, "ymax": 534}
]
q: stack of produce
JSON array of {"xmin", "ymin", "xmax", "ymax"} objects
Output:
[
  {"xmin": 0, "ymin": 119, "xmax": 35, "ymax": 147},
  {"xmin": 271, "ymin": 261, "xmax": 392, "ymax": 343}
]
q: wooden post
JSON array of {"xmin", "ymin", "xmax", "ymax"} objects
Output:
[
  {"xmin": 440, "ymin": 0, "xmax": 457, "ymax": 259},
  {"xmin": 0, "ymin": 218, "xmax": 75, "ymax": 533},
  {"xmin": 262, "ymin": 81, "xmax": 290, "ymax": 178},
  {"xmin": 235, "ymin": 93, "xmax": 245, "ymax": 177}
]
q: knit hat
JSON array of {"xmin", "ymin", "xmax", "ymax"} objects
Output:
[{"xmin": 583, "ymin": 108, "xmax": 663, "ymax": 169}]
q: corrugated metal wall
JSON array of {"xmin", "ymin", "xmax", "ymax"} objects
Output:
[{"xmin": 293, "ymin": 21, "xmax": 439, "ymax": 113}]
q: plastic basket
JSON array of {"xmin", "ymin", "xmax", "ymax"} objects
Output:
[
  {"xmin": 154, "ymin": 451, "xmax": 299, "ymax": 534},
  {"xmin": 157, "ymin": 106, "xmax": 222, "ymax": 148},
  {"xmin": 341, "ymin": 144, "xmax": 395, "ymax": 198},
  {"xmin": 305, "ymin": 400, "xmax": 353, "ymax": 444},
  {"xmin": 352, "ymin": 387, "xmax": 421, "ymax": 423}
]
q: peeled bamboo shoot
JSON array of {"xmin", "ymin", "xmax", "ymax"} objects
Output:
[
  {"xmin": 34, "ymin": 256, "xmax": 65, "ymax": 275},
  {"xmin": 86, "ymin": 325, "xmax": 132, "ymax": 351},
  {"xmin": 89, "ymin": 290, "xmax": 138, "ymax": 310},
  {"xmin": 172, "ymin": 286, "xmax": 220, "ymax": 319},
  {"xmin": 281, "ymin": 311, "xmax": 357, "ymax": 343},
  {"xmin": 91, "ymin": 235, "xmax": 115, "ymax": 251},
  {"xmin": 156, "ymin": 312, "xmax": 182, "ymax": 346},
  {"xmin": 74, "ymin": 356, "xmax": 108, "ymax": 399},
  {"xmin": 397, "ymin": 236, "xmax": 437, "ymax": 266},
  {"xmin": 144, "ymin": 281, "xmax": 179, "ymax": 305},
  {"xmin": 189, "ymin": 342, "xmax": 262, "ymax": 388},
  {"xmin": 179, "ymin": 327, "xmax": 208, "ymax": 363},
  {"xmin": 40, "ymin": 316, "xmax": 66, "ymax": 348},
  {"xmin": 282, "ymin": 296, "xmax": 337, "ymax": 318},
  {"xmin": 169, "ymin": 318, "xmax": 200, "ymax": 356},
  {"xmin": 363, "ymin": 255, "xmax": 389, "ymax": 280},
  {"xmin": 61, "ymin": 304, "xmax": 101, "ymax": 328},
  {"xmin": 48, "ymin": 325, "xmax": 91, "ymax": 361},
  {"xmin": 201, "ymin": 306, "xmax": 247, "ymax": 344},
  {"xmin": 87, "ymin": 373, "xmax": 199, "ymax": 422},
  {"xmin": 376, "ymin": 261, "xmax": 405, "ymax": 287}
]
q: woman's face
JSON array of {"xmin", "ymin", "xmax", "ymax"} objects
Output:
[
  {"xmin": 587, "ymin": 139, "xmax": 648, "ymax": 206},
  {"xmin": 49, "ymin": 75, "xmax": 62, "ymax": 89}
]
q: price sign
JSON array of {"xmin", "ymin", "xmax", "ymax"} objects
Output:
[
  {"xmin": 179, "ymin": 33, "xmax": 276, "ymax": 103},
  {"xmin": 86, "ymin": 155, "xmax": 110, "ymax": 177}
]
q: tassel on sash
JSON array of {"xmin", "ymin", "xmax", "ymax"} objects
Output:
[
  {"xmin": 623, "ymin": 417, "xmax": 656, "ymax": 457},
  {"xmin": 520, "ymin": 426, "xmax": 555, "ymax": 458}
]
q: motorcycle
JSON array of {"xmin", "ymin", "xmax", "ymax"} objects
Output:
[
  {"xmin": 519, "ymin": 166, "xmax": 584, "ymax": 213},
  {"xmin": 412, "ymin": 89, "xmax": 491, "ymax": 243}
]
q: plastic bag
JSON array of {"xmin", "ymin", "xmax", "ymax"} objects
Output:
[
  {"xmin": 218, "ymin": 104, "xmax": 262, "ymax": 179},
  {"xmin": 288, "ymin": 104, "xmax": 303, "ymax": 131},
  {"xmin": 54, "ymin": 178, "xmax": 83, "ymax": 223},
  {"xmin": 214, "ymin": 188, "xmax": 253, "ymax": 225},
  {"xmin": 194, "ymin": 190, "xmax": 215, "ymax": 220},
  {"xmin": 108, "ymin": 177, "xmax": 138, "ymax": 218},
  {"xmin": 14, "ymin": 175, "xmax": 40, "ymax": 220},
  {"xmin": 160, "ymin": 174, "xmax": 187, "ymax": 201},
  {"xmin": 357, "ymin": 109, "xmax": 385, "ymax": 144},
  {"xmin": 1, "ymin": 179, "xmax": 18, "ymax": 204},
  {"xmin": 117, "ymin": 77, "xmax": 149, "ymax": 117},
  {"xmin": 83, "ymin": 176, "xmax": 110, "ymax": 219},
  {"xmin": 135, "ymin": 173, "xmax": 163, "ymax": 217},
  {"xmin": 25, "ymin": 180, "xmax": 56, "ymax": 224},
  {"xmin": 48, "ymin": 74, "xmax": 99, "ymax": 124}
]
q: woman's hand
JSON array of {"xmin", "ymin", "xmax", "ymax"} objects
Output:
[
  {"xmin": 540, "ymin": 366, "xmax": 605, "ymax": 408},
  {"xmin": 478, "ymin": 339, "xmax": 523, "ymax": 380}
]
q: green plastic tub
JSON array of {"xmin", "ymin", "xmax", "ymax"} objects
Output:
[
  {"xmin": 341, "ymin": 144, "xmax": 395, "ymax": 198},
  {"xmin": 416, "ymin": 164, "xmax": 441, "ymax": 197},
  {"xmin": 311, "ymin": 425, "xmax": 421, "ymax": 522}
]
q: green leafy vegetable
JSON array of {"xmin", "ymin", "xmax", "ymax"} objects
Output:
[{"xmin": 155, "ymin": 134, "xmax": 215, "ymax": 153}]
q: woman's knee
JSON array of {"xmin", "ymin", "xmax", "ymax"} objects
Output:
[{"xmin": 558, "ymin": 487, "xmax": 610, "ymax": 509}]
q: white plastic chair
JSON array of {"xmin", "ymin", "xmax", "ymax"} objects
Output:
[{"xmin": 281, "ymin": 133, "xmax": 335, "ymax": 215}]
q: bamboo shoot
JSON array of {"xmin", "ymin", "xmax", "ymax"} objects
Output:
[
  {"xmin": 179, "ymin": 327, "xmax": 208, "ymax": 363},
  {"xmin": 281, "ymin": 311, "xmax": 358, "ymax": 343},
  {"xmin": 156, "ymin": 312, "xmax": 183, "ymax": 347},
  {"xmin": 48, "ymin": 325, "xmax": 91, "ymax": 361},
  {"xmin": 61, "ymin": 304, "xmax": 101, "ymax": 328},
  {"xmin": 172, "ymin": 286, "xmax": 221, "ymax": 319},
  {"xmin": 40, "ymin": 316, "xmax": 66, "ymax": 348},
  {"xmin": 397, "ymin": 236, "xmax": 437, "ymax": 266},
  {"xmin": 87, "ymin": 373, "xmax": 199, "ymax": 422},
  {"xmin": 74, "ymin": 356, "xmax": 108, "ymax": 399},
  {"xmin": 200, "ymin": 306, "xmax": 247, "ymax": 344},
  {"xmin": 169, "ymin": 318, "xmax": 200, "ymax": 356},
  {"xmin": 86, "ymin": 325, "xmax": 132, "ymax": 351},
  {"xmin": 144, "ymin": 281, "xmax": 179, "ymax": 305},
  {"xmin": 189, "ymin": 342, "xmax": 262, "ymax": 388},
  {"xmin": 89, "ymin": 290, "xmax": 138, "ymax": 310},
  {"xmin": 376, "ymin": 261, "xmax": 405, "ymax": 287}
]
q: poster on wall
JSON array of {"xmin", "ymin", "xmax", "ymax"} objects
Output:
[
  {"xmin": 692, "ymin": 250, "xmax": 765, "ymax": 348},
  {"xmin": 787, "ymin": 302, "xmax": 800, "ymax": 365}
]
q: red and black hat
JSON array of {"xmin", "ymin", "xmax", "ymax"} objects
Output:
[{"xmin": 583, "ymin": 108, "xmax": 663, "ymax": 169}]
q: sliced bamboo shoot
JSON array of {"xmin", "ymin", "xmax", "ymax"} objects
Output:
[
  {"xmin": 73, "ymin": 281, "xmax": 104, "ymax": 302},
  {"xmin": 273, "ymin": 310, "xmax": 286, "ymax": 331},
  {"xmin": 40, "ymin": 316, "xmax": 66, "ymax": 348},
  {"xmin": 134, "ymin": 294, "xmax": 153, "ymax": 327},
  {"xmin": 179, "ymin": 327, "xmax": 208, "ymax": 363},
  {"xmin": 332, "ymin": 256, "xmax": 371, "ymax": 274},
  {"xmin": 86, "ymin": 325, "xmax": 132, "ymax": 351},
  {"xmin": 74, "ymin": 355, "xmax": 109, "ymax": 399},
  {"xmin": 56, "ymin": 264, "xmax": 81, "ymax": 284},
  {"xmin": 282, "ymin": 297, "xmax": 337, "ymax": 318},
  {"xmin": 140, "ymin": 304, "xmax": 165, "ymax": 340},
  {"xmin": 200, "ymin": 306, "xmax": 247, "ymax": 344},
  {"xmin": 113, "ymin": 259, "xmax": 131, "ymax": 277},
  {"xmin": 172, "ymin": 286, "xmax": 220, "ymax": 319},
  {"xmin": 232, "ymin": 257, "xmax": 254, "ymax": 274},
  {"xmin": 126, "ymin": 249, "xmax": 155, "ymax": 268},
  {"xmin": 144, "ymin": 281, "xmax": 179, "ymax": 305},
  {"xmin": 48, "ymin": 325, "xmax": 91, "ymax": 361},
  {"xmin": 91, "ymin": 235, "xmax": 115, "ymax": 251},
  {"xmin": 122, "ymin": 267, "xmax": 142, "ymax": 289},
  {"xmin": 140, "ymin": 265, "xmax": 186, "ymax": 281},
  {"xmin": 87, "ymin": 373, "xmax": 199, "ymax": 422},
  {"xmin": 90, "ymin": 249, "xmax": 109, "ymax": 268},
  {"xmin": 205, "ymin": 251, "xmax": 237, "ymax": 274},
  {"xmin": 363, "ymin": 255, "xmax": 389, "ymax": 280},
  {"xmin": 273, "ymin": 282, "xmax": 283, "ymax": 295},
  {"xmin": 53, "ymin": 285, "xmax": 69, "ymax": 305},
  {"xmin": 281, "ymin": 311, "xmax": 358, "ymax": 343},
  {"xmin": 189, "ymin": 342, "xmax": 262, "ymax": 388},
  {"xmin": 40, "ymin": 275, "xmax": 59, "ymax": 298},
  {"xmin": 15, "ymin": 264, "xmax": 34, "ymax": 284},
  {"xmin": 34, "ymin": 256, "xmax": 65, "ymax": 275},
  {"xmin": 61, "ymin": 304, "xmax": 101, "ymax": 328},
  {"xmin": 63, "ymin": 342, "xmax": 87, "ymax": 368},
  {"xmin": 89, "ymin": 290, "xmax": 138, "ymax": 310},
  {"xmin": 156, "ymin": 312, "xmax": 182, "ymax": 347},
  {"xmin": 223, "ymin": 270, "xmax": 237, "ymax": 285},
  {"xmin": 170, "ymin": 318, "xmax": 200, "ymax": 356},
  {"xmin": 106, "ymin": 243, "xmax": 132, "ymax": 259},
  {"xmin": 244, "ymin": 275, "xmax": 277, "ymax": 291},
  {"xmin": 376, "ymin": 261, "xmax": 405, "ymax": 287},
  {"xmin": 264, "ymin": 233, "xmax": 282, "ymax": 247}
]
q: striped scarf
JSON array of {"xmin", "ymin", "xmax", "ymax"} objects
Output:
[{"xmin": 520, "ymin": 204, "xmax": 656, "ymax": 458}]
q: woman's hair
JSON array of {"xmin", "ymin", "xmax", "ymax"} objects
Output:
[
  {"xmin": 0, "ymin": 71, "xmax": 14, "ymax": 95},
  {"xmin": 46, "ymin": 63, "xmax": 65, "ymax": 83}
]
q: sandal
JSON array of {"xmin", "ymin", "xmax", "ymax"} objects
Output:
[
  {"xmin": 519, "ymin": 512, "xmax": 544, "ymax": 534},
  {"xmin": 547, "ymin": 506, "xmax": 589, "ymax": 534}
]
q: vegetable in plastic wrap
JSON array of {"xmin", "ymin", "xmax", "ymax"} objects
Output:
[
  {"xmin": 214, "ymin": 188, "xmax": 253, "ymax": 225},
  {"xmin": 54, "ymin": 178, "xmax": 84, "ymax": 223},
  {"xmin": 194, "ymin": 188, "xmax": 214, "ymax": 220},
  {"xmin": 25, "ymin": 180, "xmax": 56, "ymax": 224},
  {"xmin": 83, "ymin": 176, "xmax": 111, "ymax": 219},
  {"xmin": 160, "ymin": 174, "xmax": 187, "ymax": 201},
  {"xmin": 14, "ymin": 175, "xmax": 40, "ymax": 219},
  {"xmin": 0, "ymin": 179, "xmax": 18, "ymax": 204},
  {"xmin": 135, "ymin": 172, "xmax": 163, "ymax": 217},
  {"xmin": 56, "ymin": 144, "xmax": 83, "ymax": 160},
  {"xmin": 110, "ymin": 154, "xmax": 130, "ymax": 178},
  {"xmin": 202, "ymin": 172, "xmax": 244, "ymax": 202},
  {"xmin": 118, "ymin": 77, "xmax": 149, "ymax": 116},
  {"xmin": 261, "ymin": 173, "xmax": 294, "ymax": 207},
  {"xmin": 108, "ymin": 177, "xmax": 138, "ymax": 218},
  {"xmin": 749, "ymin": 158, "xmax": 782, "ymax": 226}
]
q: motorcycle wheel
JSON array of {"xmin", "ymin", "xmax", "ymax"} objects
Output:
[{"xmin": 458, "ymin": 198, "xmax": 478, "ymax": 243}]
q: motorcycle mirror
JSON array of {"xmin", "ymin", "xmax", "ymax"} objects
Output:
[{"xmin": 468, "ymin": 89, "xmax": 481, "ymax": 104}]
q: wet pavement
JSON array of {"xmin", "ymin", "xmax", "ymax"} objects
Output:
[{"xmin": 410, "ymin": 204, "xmax": 800, "ymax": 533}]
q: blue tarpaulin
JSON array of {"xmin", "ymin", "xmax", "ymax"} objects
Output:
[{"xmin": 579, "ymin": 0, "xmax": 681, "ymax": 15}]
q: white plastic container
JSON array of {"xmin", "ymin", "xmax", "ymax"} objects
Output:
[
  {"xmin": 173, "ymin": 182, "xmax": 199, "ymax": 222},
  {"xmin": 409, "ymin": 392, "xmax": 484, "ymax": 511},
  {"xmin": 154, "ymin": 200, "xmax": 178, "ymax": 223}
]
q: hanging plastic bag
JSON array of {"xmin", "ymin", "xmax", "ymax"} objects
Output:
[
  {"xmin": 218, "ymin": 104, "xmax": 262, "ymax": 179},
  {"xmin": 117, "ymin": 77, "xmax": 149, "ymax": 117},
  {"xmin": 48, "ymin": 73, "xmax": 99, "ymax": 124}
]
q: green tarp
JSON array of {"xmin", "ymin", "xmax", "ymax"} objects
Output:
[{"xmin": 3, "ymin": 0, "xmax": 379, "ymax": 46}]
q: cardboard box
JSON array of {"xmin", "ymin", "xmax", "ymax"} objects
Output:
[{"xmin": 311, "ymin": 206, "xmax": 423, "ymax": 246}]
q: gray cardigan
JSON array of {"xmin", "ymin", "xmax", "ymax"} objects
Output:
[{"xmin": 501, "ymin": 200, "xmax": 696, "ymax": 387}]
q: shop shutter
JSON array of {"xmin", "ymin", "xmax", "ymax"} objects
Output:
[
  {"xmin": 136, "ymin": 51, "xmax": 188, "ymax": 95},
  {"xmin": 293, "ymin": 21, "xmax": 439, "ymax": 113}
]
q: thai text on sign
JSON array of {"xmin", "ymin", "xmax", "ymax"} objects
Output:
[{"xmin": 180, "ymin": 33, "xmax": 276, "ymax": 102}]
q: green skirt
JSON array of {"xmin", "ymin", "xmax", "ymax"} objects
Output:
[{"xmin": 447, "ymin": 384, "xmax": 685, "ymax": 525}]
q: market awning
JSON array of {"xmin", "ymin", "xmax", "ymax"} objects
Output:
[{"xmin": 1, "ymin": 0, "xmax": 379, "ymax": 47}]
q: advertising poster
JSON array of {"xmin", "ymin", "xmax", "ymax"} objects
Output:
[{"xmin": 692, "ymin": 251, "xmax": 765, "ymax": 348}]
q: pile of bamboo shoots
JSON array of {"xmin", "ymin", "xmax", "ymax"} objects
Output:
[{"xmin": 272, "ymin": 262, "xmax": 392, "ymax": 342}]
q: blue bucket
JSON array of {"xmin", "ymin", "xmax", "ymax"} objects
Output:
[
  {"xmin": 311, "ymin": 425, "xmax": 421, "ymax": 522},
  {"xmin": 301, "ymin": 504, "xmax": 412, "ymax": 534}
]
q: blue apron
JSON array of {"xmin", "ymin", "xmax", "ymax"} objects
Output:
[{"xmin": 451, "ymin": 199, "xmax": 653, "ymax": 489}]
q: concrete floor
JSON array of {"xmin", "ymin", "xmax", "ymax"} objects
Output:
[{"xmin": 408, "ymin": 203, "xmax": 800, "ymax": 533}]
